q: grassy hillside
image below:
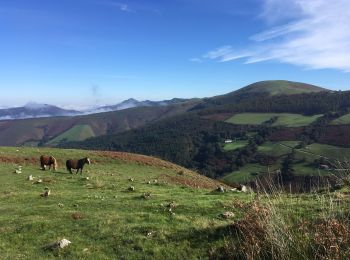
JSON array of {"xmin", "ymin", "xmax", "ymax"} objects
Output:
[
  {"xmin": 1, "ymin": 147, "xmax": 350, "ymax": 259},
  {"xmin": 330, "ymin": 113, "xmax": 350, "ymax": 125},
  {"xmin": 234, "ymin": 80, "xmax": 327, "ymax": 96},
  {"xmin": 225, "ymin": 113, "xmax": 322, "ymax": 127},
  {"xmin": 222, "ymin": 141, "xmax": 350, "ymax": 186},
  {"xmin": 0, "ymin": 146, "xmax": 235, "ymax": 259},
  {"xmin": 46, "ymin": 124, "xmax": 95, "ymax": 146},
  {"xmin": 0, "ymin": 100, "xmax": 199, "ymax": 146}
]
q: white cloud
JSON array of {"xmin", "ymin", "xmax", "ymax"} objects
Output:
[
  {"xmin": 114, "ymin": 3, "xmax": 134, "ymax": 13},
  {"xmin": 203, "ymin": 0, "xmax": 350, "ymax": 72}
]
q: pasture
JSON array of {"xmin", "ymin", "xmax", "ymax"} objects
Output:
[
  {"xmin": 0, "ymin": 147, "xmax": 246, "ymax": 259},
  {"xmin": 330, "ymin": 113, "xmax": 350, "ymax": 125},
  {"xmin": 1, "ymin": 147, "xmax": 350, "ymax": 259},
  {"xmin": 225, "ymin": 113, "xmax": 322, "ymax": 127},
  {"xmin": 45, "ymin": 124, "xmax": 96, "ymax": 146},
  {"xmin": 222, "ymin": 140, "xmax": 248, "ymax": 151}
]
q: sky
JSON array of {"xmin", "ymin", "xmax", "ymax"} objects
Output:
[{"xmin": 1, "ymin": 0, "xmax": 350, "ymax": 109}]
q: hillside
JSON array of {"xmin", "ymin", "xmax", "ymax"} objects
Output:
[
  {"xmin": 63, "ymin": 82, "xmax": 350, "ymax": 181},
  {"xmin": 0, "ymin": 103, "xmax": 80, "ymax": 120},
  {"xmin": 234, "ymin": 80, "xmax": 327, "ymax": 96},
  {"xmin": 0, "ymin": 99, "xmax": 199, "ymax": 146},
  {"xmin": 1, "ymin": 147, "xmax": 350, "ymax": 259}
]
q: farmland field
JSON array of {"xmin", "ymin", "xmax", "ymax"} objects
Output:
[
  {"xmin": 225, "ymin": 113, "xmax": 322, "ymax": 127},
  {"xmin": 330, "ymin": 113, "xmax": 350, "ymax": 125},
  {"xmin": 46, "ymin": 124, "xmax": 95, "ymax": 146},
  {"xmin": 223, "ymin": 140, "xmax": 248, "ymax": 151}
]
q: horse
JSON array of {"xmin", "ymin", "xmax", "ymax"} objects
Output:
[
  {"xmin": 40, "ymin": 155, "xmax": 58, "ymax": 172},
  {"xmin": 66, "ymin": 157, "xmax": 91, "ymax": 174}
]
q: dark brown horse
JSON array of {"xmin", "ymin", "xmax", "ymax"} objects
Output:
[
  {"xmin": 40, "ymin": 155, "xmax": 58, "ymax": 171},
  {"xmin": 66, "ymin": 157, "xmax": 91, "ymax": 174}
]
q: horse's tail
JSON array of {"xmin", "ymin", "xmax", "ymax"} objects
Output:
[{"xmin": 52, "ymin": 156, "xmax": 58, "ymax": 171}]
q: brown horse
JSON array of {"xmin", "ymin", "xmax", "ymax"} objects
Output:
[
  {"xmin": 66, "ymin": 157, "xmax": 91, "ymax": 174},
  {"xmin": 40, "ymin": 155, "xmax": 58, "ymax": 171}
]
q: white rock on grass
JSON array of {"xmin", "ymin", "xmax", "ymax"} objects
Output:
[
  {"xmin": 45, "ymin": 239, "xmax": 71, "ymax": 250},
  {"xmin": 28, "ymin": 175, "xmax": 34, "ymax": 181},
  {"xmin": 219, "ymin": 211, "xmax": 235, "ymax": 219}
]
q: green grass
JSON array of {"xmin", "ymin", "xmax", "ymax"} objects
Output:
[
  {"xmin": 46, "ymin": 125, "xmax": 95, "ymax": 146},
  {"xmin": 330, "ymin": 113, "xmax": 350, "ymax": 125},
  {"xmin": 223, "ymin": 140, "xmax": 248, "ymax": 151},
  {"xmin": 1, "ymin": 146, "xmax": 350, "ymax": 259},
  {"xmin": 0, "ymin": 146, "xmax": 251, "ymax": 259},
  {"xmin": 301, "ymin": 143, "xmax": 350, "ymax": 161},
  {"xmin": 257, "ymin": 141, "xmax": 300, "ymax": 156},
  {"xmin": 239, "ymin": 80, "xmax": 327, "ymax": 96},
  {"xmin": 221, "ymin": 164, "xmax": 271, "ymax": 183},
  {"xmin": 225, "ymin": 113, "xmax": 322, "ymax": 127}
]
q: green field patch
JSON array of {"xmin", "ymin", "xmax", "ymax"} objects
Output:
[
  {"xmin": 46, "ymin": 124, "xmax": 95, "ymax": 146},
  {"xmin": 301, "ymin": 143, "xmax": 350, "ymax": 161},
  {"xmin": 223, "ymin": 140, "xmax": 248, "ymax": 151},
  {"xmin": 225, "ymin": 113, "xmax": 322, "ymax": 127},
  {"xmin": 222, "ymin": 164, "xmax": 271, "ymax": 184},
  {"xmin": 330, "ymin": 113, "xmax": 350, "ymax": 125},
  {"xmin": 258, "ymin": 141, "xmax": 300, "ymax": 156}
]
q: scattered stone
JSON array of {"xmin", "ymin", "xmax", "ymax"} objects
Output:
[
  {"xmin": 216, "ymin": 186, "xmax": 225, "ymax": 193},
  {"xmin": 129, "ymin": 178, "xmax": 134, "ymax": 182},
  {"xmin": 14, "ymin": 167, "xmax": 22, "ymax": 174},
  {"xmin": 239, "ymin": 185, "xmax": 248, "ymax": 193},
  {"xmin": 146, "ymin": 231, "xmax": 153, "ymax": 237},
  {"xmin": 166, "ymin": 201, "xmax": 177, "ymax": 209},
  {"xmin": 58, "ymin": 203, "xmax": 64, "ymax": 207},
  {"xmin": 41, "ymin": 190, "xmax": 50, "ymax": 197},
  {"xmin": 34, "ymin": 179, "xmax": 43, "ymax": 184},
  {"xmin": 114, "ymin": 195, "xmax": 118, "ymax": 199},
  {"xmin": 44, "ymin": 238, "xmax": 71, "ymax": 250},
  {"xmin": 84, "ymin": 177, "xmax": 90, "ymax": 181},
  {"xmin": 28, "ymin": 175, "xmax": 34, "ymax": 181},
  {"xmin": 147, "ymin": 181, "xmax": 151, "ymax": 184},
  {"xmin": 141, "ymin": 193, "xmax": 151, "ymax": 200},
  {"xmin": 71, "ymin": 212, "xmax": 83, "ymax": 220},
  {"xmin": 128, "ymin": 186, "xmax": 135, "ymax": 191},
  {"xmin": 219, "ymin": 211, "xmax": 235, "ymax": 219}
]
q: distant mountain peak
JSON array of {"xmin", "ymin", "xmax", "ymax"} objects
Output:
[{"xmin": 24, "ymin": 102, "xmax": 51, "ymax": 109}]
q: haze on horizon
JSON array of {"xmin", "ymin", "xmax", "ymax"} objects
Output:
[{"xmin": 1, "ymin": 0, "xmax": 350, "ymax": 109}]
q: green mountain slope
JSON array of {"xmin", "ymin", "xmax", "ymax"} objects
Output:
[
  {"xmin": 235, "ymin": 80, "xmax": 328, "ymax": 96},
  {"xmin": 0, "ymin": 99, "xmax": 199, "ymax": 146}
]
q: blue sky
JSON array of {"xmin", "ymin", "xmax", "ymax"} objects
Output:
[{"xmin": 1, "ymin": 0, "xmax": 350, "ymax": 109}]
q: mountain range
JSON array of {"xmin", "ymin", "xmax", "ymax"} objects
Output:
[
  {"xmin": 2, "ymin": 80, "xmax": 350, "ymax": 185},
  {"xmin": 0, "ymin": 98, "xmax": 189, "ymax": 120}
]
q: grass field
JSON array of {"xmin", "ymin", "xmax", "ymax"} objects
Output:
[
  {"xmin": 301, "ymin": 143, "xmax": 350, "ymax": 161},
  {"xmin": 257, "ymin": 141, "xmax": 300, "ymax": 156},
  {"xmin": 223, "ymin": 140, "xmax": 248, "ymax": 151},
  {"xmin": 0, "ymin": 146, "xmax": 247, "ymax": 259},
  {"xmin": 1, "ymin": 146, "xmax": 350, "ymax": 259},
  {"xmin": 330, "ymin": 113, "xmax": 350, "ymax": 125},
  {"xmin": 221, "ymin": 163, "xmax": 269, "ymax": 183},
  {"xmin": 225, "ymin": 113, "xmax": 322, "ymax": 127},
  {"xmin": 46, "ymin": 125, "xmax": 95, "ymax": 146}
]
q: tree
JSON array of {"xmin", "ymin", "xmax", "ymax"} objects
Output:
[{"xmin": 281, "ymin": 151, "xmax": 295, "ymax": 181}]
